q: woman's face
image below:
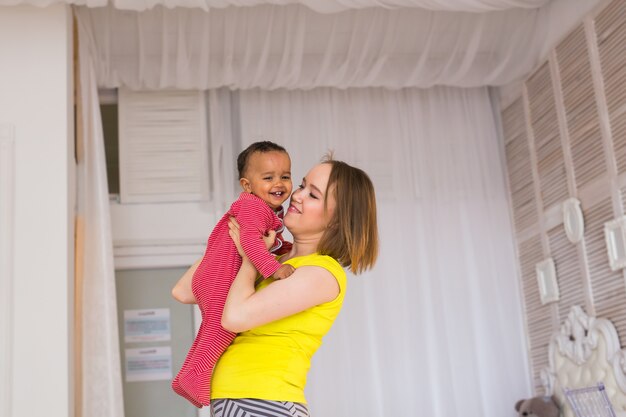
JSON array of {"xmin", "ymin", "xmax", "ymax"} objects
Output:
[{"xmin": 284, "ymin": 163, "xmax": 336, "ymax": 237}]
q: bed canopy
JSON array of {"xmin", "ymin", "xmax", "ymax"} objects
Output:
[
  {"xmin": 0, "ymin": 0, "xmax": 551, "ymax": 13},
  {"xmin": 2, "ymin": 0, "xmax": 595, "ymax": 90}
]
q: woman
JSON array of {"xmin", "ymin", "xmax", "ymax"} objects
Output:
[{"xmin": 172, "ymin": 157, "xmax": 379, "ymax": 417}]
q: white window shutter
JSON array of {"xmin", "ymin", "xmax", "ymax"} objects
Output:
[
  {"xmin": 526, "ymin": 62, "xmax": 568, "ymax": 211},
  {"xmin": 503, "ymin": 97, "xmax": 537, "ymax": 234},
  {"xmin": 118, "ymin": 88, "xmax": 209, "ymax": 203},
  {"xmin": 556, "ymin": 25, "xmax": 605, "ymax": 189},
  {"xmin": 596, "ymin": 0, "xmax": 626, "ymax": 175}
]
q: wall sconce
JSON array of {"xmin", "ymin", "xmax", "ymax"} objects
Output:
[
  {"xmin": 536, "ymin": 258, "xmax": 559, "ymax": 305},
  {"xmin": 604, "ymin": 216, "xmax": 626, "ymax": 271},
  {"xmin": 563, "ymin": 198, "xmax": 584, "ymax": 244}
]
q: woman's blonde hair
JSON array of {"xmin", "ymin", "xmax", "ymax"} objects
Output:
[{"xmin": 317, "ymin": 155, "xmax": 379, "ymax": 274}]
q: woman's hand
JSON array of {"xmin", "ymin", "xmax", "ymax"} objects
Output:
[
  {"xmin": 228, "ymin": 217, "xmax": 246, "ymax": 258},
  {"xmin": 228, "ymin": 217, "xmax": 277, "ymax": 257}
]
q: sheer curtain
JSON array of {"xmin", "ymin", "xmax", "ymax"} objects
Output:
[
  {"xmin": 228, "ymin": 86, "xmax": 530, "ymax": 416},
  {"xmin": 74, "ymin": 3, "xmax": 549, "ymax": 90},
  {"xmin": 0, "ymin": 0, "xmax": 550, "ymax": 13},
  {"xmin": 76, "ymin": 17, "xmax": 125, "ymax": 417}
]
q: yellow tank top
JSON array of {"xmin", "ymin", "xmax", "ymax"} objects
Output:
[{"xmin": 210, "ymin": 253, "xmax": 347, "ymax": 404}]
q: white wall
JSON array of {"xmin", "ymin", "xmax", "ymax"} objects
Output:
[{"xmin": 0, "ymin": 5, "xmax": 74, "ymax": 417}]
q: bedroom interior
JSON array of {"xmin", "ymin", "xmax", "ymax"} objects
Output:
[{"xmin": 3, "ymin": 1, "xmax": 626, "ymax": 417}]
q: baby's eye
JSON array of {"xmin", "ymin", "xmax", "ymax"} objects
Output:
[
  {"xmin": 309, "ymin": 193, "xmax": 318, "ymax": 199},
  {"xmin": 281, "ymin": 175, "xmax": 291, "ymax": 180},
  {"xmin": 263, "ymin": 176, "xmax": 272, "ymax": 181}
]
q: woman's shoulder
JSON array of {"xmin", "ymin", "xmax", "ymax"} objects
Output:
[{"xmin": 284, "ymin": 253, "xmax": 346, "ymax": 280}]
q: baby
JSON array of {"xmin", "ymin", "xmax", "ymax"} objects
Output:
[{"xmin": 172, "ymin": 141, "xmax": 294, "ymax": 407}]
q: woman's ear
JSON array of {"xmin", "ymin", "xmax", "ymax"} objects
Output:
[{"xmin": 240, "ymin": 177, "xmax": 252, "ymax": 193}]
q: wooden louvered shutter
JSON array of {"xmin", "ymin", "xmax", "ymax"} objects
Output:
[
  {"xmin": 555, "ymin": 25, "xmax": 606, "ymax": 188},
  {"xmin": 118, "ymin": 88, "xmax": 209, "ymax": 204},
  {"xmin": 592, "ymin": 0, "xmax": 626, "ymax": 347},
  {"xmin": 526, "ymin": 63, "xmax": 568, "ymax": 210},
  {"xmin": 596, "ymin": 0, "xmax": 626, "ymax": 175},
  {"xmin": 519, "ymin": 235, "xmax": 553, "ymax": 394},
  {"xmin": 585, "ymin": 198, "xmax": 626, "ymax": 345},
  {"xmin": 546, "ymin": 225, "xmax": 585, "ymax": 322},
  {"xmin": 503, "ymin": 98, "xmax": 538, "ymax": 234}
]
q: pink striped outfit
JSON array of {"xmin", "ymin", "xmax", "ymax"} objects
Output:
[{"xmin": 172, "ymin": 192, "xmax": 291, "ymax": 407}]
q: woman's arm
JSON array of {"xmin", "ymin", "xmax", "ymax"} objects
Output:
[
  {"xmin": 221, "ymin": 261, "xmax": 339, "ymax": 333},
  {"xmin": 171, "ymin": 258, "xmax": 201, "ymax": 304},
  {"xmin": 221, "ymin": 221, "xmax": 340, "ymax": 333}
]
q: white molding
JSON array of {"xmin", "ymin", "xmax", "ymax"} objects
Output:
[
  {"xmin": 604, "ymin": 216, "xmax": 626, "ymax": 271},
  {"xmin": 544, "ymin": 203, "xmax": 564, "ymax": 231},
  {"xmin": 522, "ymin": 83, "xmax": 560, "ymax": 327},
  {"xmin": 536, "ymin": 257, "xmax": 559, "ymax": 305},
  {"xmin": 549, "ymin": 49, "xmax": 577, "ymax": 198},
  {"xmin": 522, "ymin": 86, "xmax": 550, "ymax": 257},
  {"xmin": 563, "ymin": 198, "xmax": 584, "ymax": 244},
  {"xmin": 0, "ymin": 124, "xmax": 15, "ymax": 417}
]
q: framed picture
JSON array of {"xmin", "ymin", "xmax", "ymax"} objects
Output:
[
  {"xmin": 536, "ymin": 258, "xmax": 558, "ymax": 305},
  {"xmin": 604, "ymin": 216, "xmax": 626, "ymax": 271}
]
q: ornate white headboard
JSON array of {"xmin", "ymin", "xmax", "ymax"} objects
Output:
[{"xmin": 541, "ymin": 306, "xmax": 626, "ymax": 417}]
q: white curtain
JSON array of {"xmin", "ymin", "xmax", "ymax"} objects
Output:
[
  {"xmin": 0, "ymin": 0, "xmax": 550, "ymax": 13},
  {"xmin": 74, "ymin": 3, "xmax": 549, "ymax": 90},
  {"xmin": 206, "ymin": 88, "xmax": 240, "ymax": 212},
  {"xmin": 71, "ymin": 5, "xmax": 534, "ymax": 416},
  {"xmin": 77, "ymin": 17, "xmax": 125, "ymax": 417},
  {"xmin": 224, "ymin": 86, "xmax": 530, "ymax": 416}
]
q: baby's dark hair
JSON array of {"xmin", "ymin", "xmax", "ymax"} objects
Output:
[{"xmin": 237, "ymin": 141, "xmax": 288, "ymax": 178}]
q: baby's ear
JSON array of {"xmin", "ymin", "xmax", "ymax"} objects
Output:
[{"xmin": 240, "ymin": 177, "xmax": 252, "ymax": 192}]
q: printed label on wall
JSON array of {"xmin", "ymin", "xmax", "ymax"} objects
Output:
[
  {"xmin": 125, "ymin": 346, "xmax": 172, "ymax": 382},
  {"xmin": 124, "ymin": 308, "xmax": 171, "ymax": 343}
]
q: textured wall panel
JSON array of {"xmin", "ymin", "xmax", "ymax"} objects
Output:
[
  {"xmin": 518, "ymin": 235, "xmax": 552, "ymax": 393},
  {"xmin": 504, "ymin": 98, "xmax": 538, "ymax": 233},
  {"xmin": 596, "ymin": 0, "xmax": 626, "ymax": 175},
  {"xmin": 556, "ymin": 25, "xmax": 606, "ymax": 188},
  {"xmin": 526, "ymin": 62, "xmax": 568, "ymax": 210}
]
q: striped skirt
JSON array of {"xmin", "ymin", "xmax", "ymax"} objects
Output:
[{"xmin": 211, "ymin": 399, "xmax": 310, "ymax": 417}]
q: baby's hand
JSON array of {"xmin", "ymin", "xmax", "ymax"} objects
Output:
[{"xmin": 273, "ymin": 264, "xmax": 295, "ymax": 280}]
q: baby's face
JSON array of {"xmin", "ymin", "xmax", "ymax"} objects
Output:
[{"xmin": 241, "ymin": 151, "xmax": 293, "ymax": 210}]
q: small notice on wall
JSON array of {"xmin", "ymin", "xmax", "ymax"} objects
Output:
[
  {"xmin": 125, "ymin": 346, "xmax": 173, "ymax": 382},
  {"xmin": 124, "ymin": 308, "xmax": 171, "ymax": 343}
]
